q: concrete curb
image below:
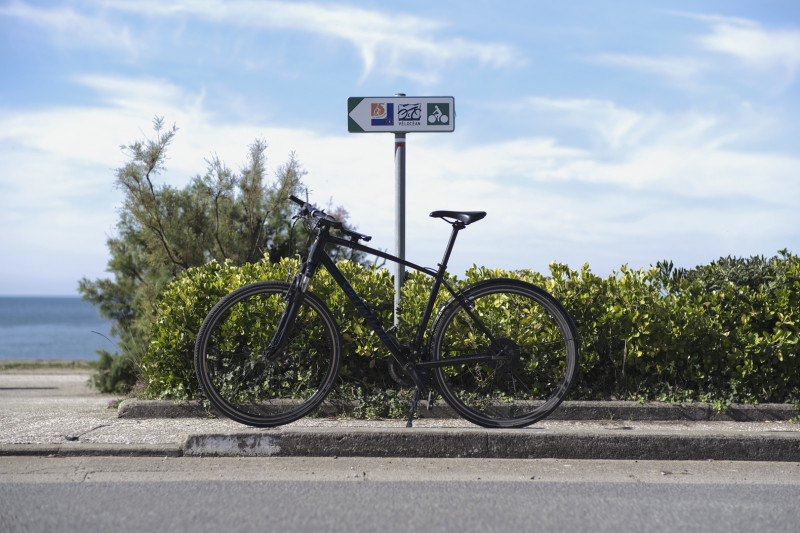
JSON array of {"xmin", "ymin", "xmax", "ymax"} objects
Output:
[
  {"xmin": 184, "ymin": 433, "xmax": 282, "ymax": 457},
  {"xmin": 119, "ymin": 399, "xmax": 799, "ymax": 422},
  {"xmin": 0, "ymin": 443, "xmax": 183, "ymax": 458},
  {"xmin": 4, "ymin": 427, "xmax": 799, "ymax": 461},
  {"xmin": 117, "ymin": 400, "xmax": 800, "ymax": 461},
  {"xmin": 180, "ymin": 427, "xmax": 800, "ymax": 461}
]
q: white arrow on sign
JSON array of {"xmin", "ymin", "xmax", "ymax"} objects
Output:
[{"xmin": 348, "ymin": 96, "xmax": 455, "ymax": 133}]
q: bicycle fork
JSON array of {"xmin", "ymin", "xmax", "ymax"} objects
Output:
[{"xmin": 263, "ymin": 270, "xmax": 311, "ymax": 359}]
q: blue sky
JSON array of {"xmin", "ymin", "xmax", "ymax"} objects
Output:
[{"xmin": 1, "ymin": 1, "xmax": 798, "ymax": 295}]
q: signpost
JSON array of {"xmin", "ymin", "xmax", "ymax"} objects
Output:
[
  {"xmin": 348, "ymin": 96, "xmax": 455, "ymax": 133},
  {"xmin": 348, "ymin": 95, "xmax": 455, "ymax": 321}
]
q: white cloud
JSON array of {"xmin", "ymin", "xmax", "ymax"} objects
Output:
[
  {"xmin": 494, "ymin": 96, "xmax": 800, "ymax": 204},
  {"xmin": 521, "ymin": 97, "xmax": 652, "ymax": 150},
  {"xmin": 1, "ymin": 0, "xmax": 524, "ymax": 84},
  {"xmin": 36, "ymin": 0, "xmax": 522, "ymax": 83},
  {"xmin": 0, "ymin": 0, "xmax": 136, "ymax": 54},
  {"xmin": 674, "ymin": 11, "xmax": 800, "ymax": 87},
  {"xmin": 74, "ymin": 75, "xmax": 206, "ymax": 114},
  {"xmin": 697, "ymin": 18, "xmax": 800, "ymax": 77},
  {"xmin": 0, "ymin": 75, "xmax": 211, "ymax": 184},
  {"xmin": 590, "ymin": 53, "xmax": 706, "ymax": 81},
  {"xmin": 590, "ymin": 12, "xmax": 800, "ymax": 90}
]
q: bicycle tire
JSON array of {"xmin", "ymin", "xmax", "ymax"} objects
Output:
[
  {"xmin": 430, "ymin": 279, "xmax": 579, "ymax": 428},
  {"xmin": 194, "ymin": 281, "xmax": 342, "ymax": 427}
]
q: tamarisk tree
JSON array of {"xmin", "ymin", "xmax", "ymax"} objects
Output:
[{"xmin": 79, "ymin": 117, "xmax": 318, "ymax": 392}]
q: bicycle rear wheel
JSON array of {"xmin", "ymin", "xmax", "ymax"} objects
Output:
[
  {"xmin": 431, "ymin": 279, "xmax": 579, "ymax": 428},
  {"xmin": 194, "ymin": 281, "xmax": 341, "ymax": 427}
]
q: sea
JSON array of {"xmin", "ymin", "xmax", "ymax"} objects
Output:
[{"xmin": 0, "ymin": 297, "xmax": 116, "ymax": 361}]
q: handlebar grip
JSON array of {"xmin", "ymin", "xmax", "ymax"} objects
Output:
[{"xmin": 288, "ymin": 194, "xmax": 305, "ymax": 206}]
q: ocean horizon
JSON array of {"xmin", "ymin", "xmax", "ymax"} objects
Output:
[{"xmin": 0, "ymin": 296, "xmax": 116, "ymax": 361}]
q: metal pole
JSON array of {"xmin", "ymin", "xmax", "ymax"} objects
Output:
[
  {"xmin": 394, "ymin": 130, "xmax": 406, "ymax": 324},
  {"xmin": 392, "ymin": 91, "xmax": 409, "ymax": 324}
]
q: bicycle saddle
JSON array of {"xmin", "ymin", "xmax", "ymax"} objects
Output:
[{"xmin": 430, "ymin": 210, "xmax": 487, "ymax": 226}]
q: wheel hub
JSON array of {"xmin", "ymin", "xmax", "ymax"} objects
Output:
[{"xmin": 491, "ymin": 338, "xmax": 521, "ymax": 373}]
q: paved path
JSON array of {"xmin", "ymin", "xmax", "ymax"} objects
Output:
[{"xmin": 1, "ymin": 371, "xmax": 799, "ymax": 460}]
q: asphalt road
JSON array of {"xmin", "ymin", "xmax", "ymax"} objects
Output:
[{"xmin": 2, "ymin": 457, "xmax": 799, "ymax": 532}]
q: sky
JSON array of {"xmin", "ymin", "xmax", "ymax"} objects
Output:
[{"xmin": 1, "ymin": 0, "xmax": 798, "ymax": 295}]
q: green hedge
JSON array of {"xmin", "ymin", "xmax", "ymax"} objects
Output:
[{"xmin": 138, "ymin": 252, "xmax": 800, "ymax": 409}]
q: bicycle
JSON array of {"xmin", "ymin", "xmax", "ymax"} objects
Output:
[{"xmin": 194, "ymin": 195, "xmax": 580, "ymax": 428}]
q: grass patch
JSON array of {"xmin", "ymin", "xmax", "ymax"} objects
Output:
[{"xmin": 0, "ymin": 360, "xmax": 98, "ymax": 372}]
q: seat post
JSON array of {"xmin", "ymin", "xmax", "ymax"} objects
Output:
[{"xmin": 437, "ymin": 223, "xmax": 464, "ymax": 273}]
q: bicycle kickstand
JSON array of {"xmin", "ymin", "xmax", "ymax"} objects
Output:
[{"xmin": 406, "ymin": 387, "xmax": 421, "ymax": 428}]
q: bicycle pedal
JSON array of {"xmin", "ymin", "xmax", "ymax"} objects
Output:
[{"xmin": 426, "ymin": 390, "xmax": 434, "ymax": 411}]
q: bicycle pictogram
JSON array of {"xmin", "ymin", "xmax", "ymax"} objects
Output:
[
  {"xmin": 428, "ymin": 104, "xmax": 450, "ymax": 125},
  {"xmin": 398, "ymin": 103, "xmax": 422, "ymax": 121}
]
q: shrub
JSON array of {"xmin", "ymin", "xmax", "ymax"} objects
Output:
[
  {"xmin": 139, "ymin": 251, "xmax": 800, "ymax": 408},
  {"xmin": 90, "ymin": 349, "xmax": 138, "ymax": 395}
]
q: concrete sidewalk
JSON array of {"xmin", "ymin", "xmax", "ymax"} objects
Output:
[{"xmin": 1, "ymin": 370, "xmax": 799, "ymax": 461}]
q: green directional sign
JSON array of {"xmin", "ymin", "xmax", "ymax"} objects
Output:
[{"xmin": 348, "ymin": 96, "xmax": 455, "ymax": 133}]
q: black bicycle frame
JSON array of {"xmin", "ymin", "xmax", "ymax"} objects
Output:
[{"xmin": 277, "ymin": 221, "xmax": 500, "ymax": 394}]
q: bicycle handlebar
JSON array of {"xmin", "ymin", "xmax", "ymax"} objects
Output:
[
  {"xmin": 289, "ymin": 194, "xmax": 371, "ymax": 242},
  {"xmin": 289, "ymin": 194, "xmax": 341, "ymax": 227}
]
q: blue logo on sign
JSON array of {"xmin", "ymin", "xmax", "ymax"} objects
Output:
[{"xmin": 371, "ymin": 103, "xmax": 394, "ymax": 126}]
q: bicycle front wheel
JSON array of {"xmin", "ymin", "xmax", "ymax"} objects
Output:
[
  {"xmin": 431, "ymin": 279, "xmax": 579, "ymax": 428},
  {"xmin": 194, "ymin": 281, "xmax": 341, "ymax": 427}
]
